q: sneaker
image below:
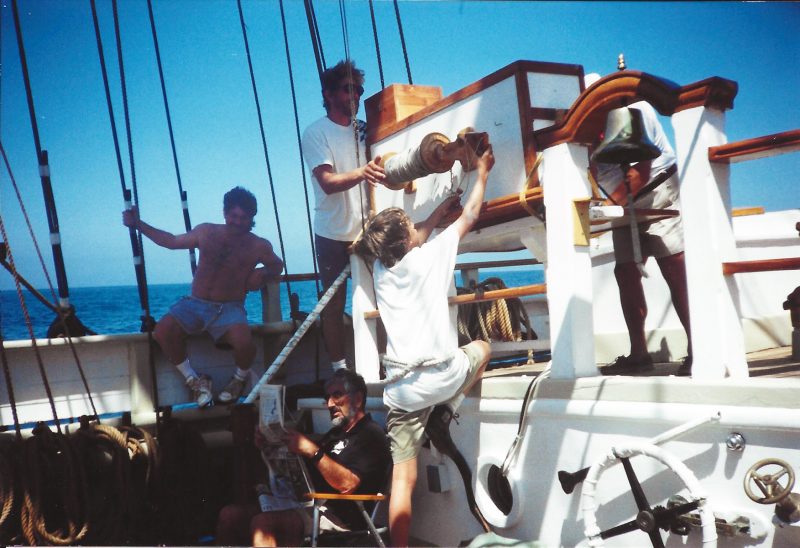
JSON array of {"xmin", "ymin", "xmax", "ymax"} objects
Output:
[
  {"xmin": 217, "ymin": 372, "xmax": 252, "ymax": 404},
  {"xmin": 424, "ymin": 404, "xmax": 459, "ymax": 457},
  {"xmin": 676, "ymin": 355, "xmax": 693, "ymax": 377},
  {"xmin": 186, "ymin": 374, "xmax": 213, "ymax": 408},
  {"xmin": 600, "ymin": 355, "xmax": 655, "ymax": 376}
]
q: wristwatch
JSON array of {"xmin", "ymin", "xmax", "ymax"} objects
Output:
[{"xmin": 310, "ymin": 447, "xmax": 324, "ymax": 464}]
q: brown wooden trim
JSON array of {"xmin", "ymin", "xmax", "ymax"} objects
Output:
[
  {"xmin": 732, "ymin": 206, "xmax": 765, "ymax": 217},
  {"xmin": 282, "ymin": 272, "xmax": 319, "ymax": 282},
  {"xmin": 534, "ymin": 72, "xmax": 738, "ymax": 150},
  {"xmin": 365, "ymin": 282, "xmax": 548, "ymax": 319},
  {"xmin": 306, "ymin": 492, "xmax": 386, "ymax": 501},
  {"xmin": 723, "ymin": 257, "xmax": 800, "ymax": 275},
  {"xmin": 456, "ymin": 258, "xmax": 541, "ymax": 271},
  {"xmin": 367, "ymin": 60, "xmax": 583, "ymax": 145},
  {"xmin": 709, "ymin": 129, "xmax": 800, "ymax": 164},
  {"xmin": 516, "ymin": 67, "xmax": 537, "ymax": 179}
]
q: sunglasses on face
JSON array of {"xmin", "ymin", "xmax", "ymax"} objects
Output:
[
  {"xmin": 324, "ymin": 390, "xmax": 348, "ymax": 404},
  {"xmin": 339, "ymin": 83, "xmax": 365, "ymax": 97}
]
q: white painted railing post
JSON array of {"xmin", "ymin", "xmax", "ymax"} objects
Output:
[
  {"xmin": 672, "ymin": 106, "xmax": 748, "ymax": 379},
  {"xmin": 351, "ymin": 254, "xmax": 381, "ymax": 382},
  {"xmin": 541, "ymin": 142, "xmax": 597, "ymax": 379}
]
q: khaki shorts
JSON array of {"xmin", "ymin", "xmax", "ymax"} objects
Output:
[
  {"xmin": 386, "ymin": 344, "xmax": 485, "ymax": 464},
  {"xmin": 612, "ymin": 173, "xmax": 684, "ymax": 263}
]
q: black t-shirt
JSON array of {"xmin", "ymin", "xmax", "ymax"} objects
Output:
[{"xmin": 306, "ymin": 413, "xmax": 391, "ymax": 529}]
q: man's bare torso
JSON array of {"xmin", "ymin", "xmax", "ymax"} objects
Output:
[{"xmin": 191, "ymin": 223, "xmax": 265, "ymax": 302}]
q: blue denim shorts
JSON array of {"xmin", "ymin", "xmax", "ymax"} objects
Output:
[{"xmin": 166, "ymin": 296, "xmax": 247, "ymax": 341}]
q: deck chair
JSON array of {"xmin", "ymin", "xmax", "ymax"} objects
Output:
[{"xmin": 306, "ymin": 479, "xmax": 390, "ymax": 548}]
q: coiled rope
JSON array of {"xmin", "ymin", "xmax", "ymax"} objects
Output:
[
  {"xmin": 71, "ymin": 422, "xmax": 132, "ymax": 545},
  {"xmin": 20, "ymin": 424, "xmax": 89, "ymax": 545}
]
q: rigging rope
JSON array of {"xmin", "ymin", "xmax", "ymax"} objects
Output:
[
  {"xmin": 303, "ymin": 0, "xmax": 326, "ymax": 79},
  {"xmin": 368, "ymin": 0, "xmax": 386, "ymax": 89},
  {"xmin": 10, "ymin": 0, "xmax": 72, "ymax": 311},
  {"xmin": 393, "ymin": 0, "xmax": 413, "ymax": 84},
  {"xmin": 278, "ymin": 0, "xmax": 321, "ymax": 296},
  {"xmin": 0, "ymin": 141, "xmax": 107, "ymax": 430},
  {"xmin": 146, "ymin": 0, "xmax": 197, "ymax": 275},
  {"xmin": 90, "ymin": 0, "xmax": 160, "ymax": 421},
  {"xmin": 235, "ymin": 0, "xmax": 293, "ymax": 304}
]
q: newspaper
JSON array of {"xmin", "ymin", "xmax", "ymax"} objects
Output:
[{"xmin": 257, "ymin": 384, "xmax": 313, "ymax": 511}]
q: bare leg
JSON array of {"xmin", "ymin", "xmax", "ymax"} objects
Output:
[
  {"xmin": 216, "ymin": 503, "xmax": 258, "ymax": 546},
  {"xmin": 250, "ymin": 509, "xmax": 305, "ymax": 547},
  {"xmin": 389, "ymin": 459, "xmax": 418, "ymax": 547},
  {"xmin": 656, "ymin": 252, "xmax": 693, "ymax": 358},
  {"xmin": 614, "ymin": 261, "xmax": 649, "ymax": 360},
  {"xmin": 462, "ymin": 340, "xmax": 490, "ymax": 391},
  {"xmin": 321, "ymin": 284, "xmax": 347, "ymax": 363},
  {"xmin": 153, "ymin": 315, "xmax": 189, "ymax": 365},
  {"xmin": 221, "ymin": 323, "xmax": 256, "ymax": 370}
]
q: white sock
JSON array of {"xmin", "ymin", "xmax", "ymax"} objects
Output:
[
  {"xmin": 447, "ymin": 393, "xmax": 465, "ymax": 413},
  {"xmin": 234, "ymin": 368, "xmax": 248, "ymax": 380},
  {"xmin": 176, "ymin": 359, "xmax": 198, "ymax": 380},
  {"xmin": 331, "ymin": 359, "xmax": 347, "ymax": 371}
]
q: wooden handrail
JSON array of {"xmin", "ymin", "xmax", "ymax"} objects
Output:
[
  {"xmin": 456, "ymin": 258, "xmax": 541, "ymax": 271},
  {"xmin": 732, "ymin": 206, "xmax": 765, "ymax": 217},
  {"xmin": 723, "ymin": 257, "xmax": 800, "ymax": 275},
  {"xmin": 306, "ymin": 492, "xmax": 386, "ymax": 501},
  {"xmin": 364, "ymin": 282, "xmax": 547, "ymax": 319},
  {"xmin": 709, "ymin": 129, "xmax": 800, "ymax": 164},
  {"xmin": 534, "ymin": 72, "xmax": 737, "ymax": 150}
]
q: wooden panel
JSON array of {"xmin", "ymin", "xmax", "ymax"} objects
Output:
[
  {"xmin": 534, "ymin": 72, "xmax": 738, "ymax": 150},
  {"xmin": 367, "ymin": 60, "xmax": 583, "ymax": 145},
  {"xmin": 708, "ymin": 129, "xmax": 800, "ymax": 164},
  {"xmin": 364, "ymin": 84, "xmax": 443, "ymax": 131}
]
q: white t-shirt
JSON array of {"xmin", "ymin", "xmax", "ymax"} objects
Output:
[
  {"xmin": 301, "ymin": 116, "xmax": 369, "ymax": 242},
  {"xmin": 373, "ymin": 224, "xmax": 470, "ymax": 412},
  {"xmin": 595, "ymin": 101, "xmax": 678, "ymax": 209}
]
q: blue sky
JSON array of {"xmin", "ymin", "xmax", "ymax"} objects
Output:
[{"xmin": 1, "ymin": 0, "xmax": 798, "ymax": 291}]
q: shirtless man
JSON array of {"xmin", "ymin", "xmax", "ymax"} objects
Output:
[{"xmin": 122, "ymin": 186, "xmax": 284, "ymax": 406}]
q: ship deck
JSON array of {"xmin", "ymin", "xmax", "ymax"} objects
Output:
[{"xmin": 483, "ymin": 345, "xmax": 800, "ymax": 379}]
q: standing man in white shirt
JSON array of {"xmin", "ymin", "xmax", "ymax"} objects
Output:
[{"xmin": 301, "ymin": 59, "xmax": 386, "ymax": 372}]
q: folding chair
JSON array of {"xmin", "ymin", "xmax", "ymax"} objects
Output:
[{"xmin": 307, "ymin": 491, "xmax": 389, "ymax": 547}]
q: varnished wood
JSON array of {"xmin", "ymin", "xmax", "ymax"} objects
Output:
[
  {"xmin": 367, "ymin": 60, "xmax": 583, "ymax": 145},
  {"xmin": 456, "ymin": 258, "xmax": 541, "ymax": 271},
  {"xmin": 708, "ymin": 129, "xmax": 800, "ymax": 164},
  {"xmin": 364, "ymin": 282, "xmax": 547, "ymax": 319},
  {"xmin": 306, "ymin": 492, "xmax": 386, "ymax": 501},
  {"xmin": 723, "ymin": 257, "xmax": 800, "ymax": 275},
  {"xmin": 534, "ymin": 72, "xmax": 738, "ymax": 150},
  {"xmin": 732, "ymin": 206, "xmax": 765, "ymax": 217}
]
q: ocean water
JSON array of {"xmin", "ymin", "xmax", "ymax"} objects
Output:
[{"xmin": 1, "ymin": 269, "xmax": 544, "ymax": 341}]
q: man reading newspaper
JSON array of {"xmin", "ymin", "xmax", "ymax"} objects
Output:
[{"xmin": 216, "ymin": 369, "xmax": 391, "ymax": 547}]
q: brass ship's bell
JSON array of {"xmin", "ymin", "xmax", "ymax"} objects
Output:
[{"xmin": 591, "ymin": 106, "xmax": 661, "ymax": 165}]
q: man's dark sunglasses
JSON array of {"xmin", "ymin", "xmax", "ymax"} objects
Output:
[{"xmin": 340, "ymin": 84, "xmax": 365, "ymax": 96}]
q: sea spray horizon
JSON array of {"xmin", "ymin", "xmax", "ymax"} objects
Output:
[{"xmin": 1, "ymin": 269, "xmax": 544, "ymax": 341}]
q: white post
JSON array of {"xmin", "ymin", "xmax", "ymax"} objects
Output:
[
  {"xmin": 350, "ymin": 254, "xmax": 381, "ymax": 382},
  {"xmin": 672, "ymin": 106, "xmax": 748, "ymax": 379},
  {"xmin": 541, "ymin": 142, "xmax": 597, "ymax": 379}
]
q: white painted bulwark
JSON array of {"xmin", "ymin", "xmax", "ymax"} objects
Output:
[
  {"xmin": 672, "ymin": 106, "xmax": 748, "ymax": 379},
  {"xmin": 542, "ymin": 142, "xmax": 597, "ymax": 378},
  {"xmin": 350, "ymin": 253, "xmax": 381, "ymax": 382}
]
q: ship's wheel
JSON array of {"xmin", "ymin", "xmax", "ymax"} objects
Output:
[{"xmin": 581, "ymin": 442, "xmax": 717, "ymax": 548}]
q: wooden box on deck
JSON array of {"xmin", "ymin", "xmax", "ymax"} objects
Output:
[{"xmin": 364, "ymin": 84, "xmax": 443, "ymax": 130}]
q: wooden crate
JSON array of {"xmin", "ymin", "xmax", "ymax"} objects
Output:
[{"xmin": 365, "ymin": 84, "xmax": 443, "ymax": 130}]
